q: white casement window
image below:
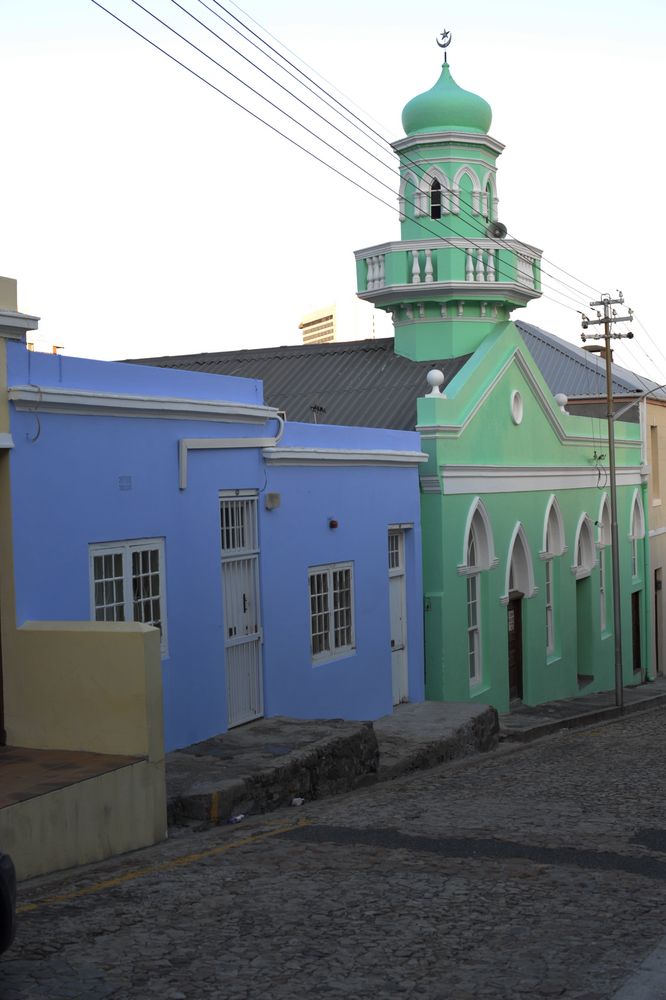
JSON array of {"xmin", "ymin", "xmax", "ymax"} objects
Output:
[
  {"xmin": 309, "ymin": 562, "xmax": 355, "ymax": 662},
  {"xmin": 543, "ymin": 500, "xmax": 565, "ymax": 655},
  {"xmin": 545, "ymin": 559, "xmax": 554, "ymax": 653},
  {"xmin": 466, "ymin": 532, "xmax": 481, "ymax": 684},
  {"xmin": 90, "ymin": 538, "xmax": 167, "ymax": 655},
  {"xmin": 598, "ymin": 497, "xmax": 611, "ymax": 634},
  {"xmin": 629, "ymin": 491, "xmax": 646, "ymax": 580},
  {"xmin": 461, "ymin": 498, "xmax": 495, "ymax": 688}
]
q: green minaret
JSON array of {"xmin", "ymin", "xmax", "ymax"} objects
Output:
[{"xmin": 355, "ymin": 36, "xmax": 542, "ymax": 361}]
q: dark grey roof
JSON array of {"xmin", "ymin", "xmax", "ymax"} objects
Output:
[
  {"xmin": 516, "ymin": 320, "xmax": 666, "ymax": 400},
  {"xmin": 127, "ymin": 338, "xmax": 471, "ymax": 430},
  {"xmin": 126, "ymin": 321, "xmax": 663, "ymax": 432}
]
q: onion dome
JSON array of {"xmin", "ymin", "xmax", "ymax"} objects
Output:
[{"xmin": 401, "ymin": 62, "xmax": 492, "ymax": 136}]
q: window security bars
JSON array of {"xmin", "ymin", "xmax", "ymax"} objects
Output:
[{"xmin": 221, "ymin": 496, "xmax": 258, "ymax": 555}]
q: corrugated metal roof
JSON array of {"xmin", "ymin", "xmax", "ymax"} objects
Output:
[
  {"xmin": 126, "ymin": 322, "xmax": 663, "ymax": 432},
  {"xmin": 516, "ymin": 320, "xmax": 666, "ymax": 400},
  {"xmin": 128, "ymin": 338, "xmax": 471, "ymax": 430}
]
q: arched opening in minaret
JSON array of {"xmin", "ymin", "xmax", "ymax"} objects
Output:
[
  {"xmin": 430, "ymin": 179, "xmax": 442, "ymax": 220},
  {"xmin": 485, "ymin": 182, "xmax": 493, "ymax": 221}
]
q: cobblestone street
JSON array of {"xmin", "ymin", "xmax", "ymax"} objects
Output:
[{"xmin": 4, "ymin": 708, "xmax": 666, "ymax": 1000}]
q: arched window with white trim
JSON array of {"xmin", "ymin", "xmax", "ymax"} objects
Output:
[
  {"xmin": 597, "ymin": 495, "xmax": 611, "ymax": 633},
  {"xmin": 543, "ymin": 497, "xmax": 565, "ymax": 654},
  {"xmin": 573, "ymin": 515, "xmax": 596, "ymax": 579},
  {"xmin": 506, "ymin": 524, "xmax": 535, "ymax": 599},
  {"xmin": 399, "ymin": 170, "xmax": 418, "ymax": 221},
  {"xmin": 630, "ymin": 490, "xmax": 646, "ymax": 578},
  {"xmin": 461, "ymin": 499, "xmax": 495, "ymax": 687},
  {"xmin": 430, "ymin": 178, "xmax": 442, "ymax": 220}
]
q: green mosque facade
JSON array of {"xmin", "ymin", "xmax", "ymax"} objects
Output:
[{"xmin": 356, "ymin": 45, "xmax": 650, "ymax": 712}]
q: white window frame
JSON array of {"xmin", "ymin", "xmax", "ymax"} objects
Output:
[
  {"xmin": 597, "ymin": 495, "xmax": 611, "ymax": 634},
  {"xmin": 572, "ymin": 515, "xmax": 596, "ymax": 580},
  {"xmin": 89, "ymin": 538, "xmax": 168, "ymax": 656},
  {"xmin": 629, "ymin": 490, "xmax": 645, "ymax": 580},
  {"xmin": 308, "ymin": 562, "xmax": 355, "ymax": 664},
  {"xmin": 543, "ymin": 497, "xmax": 565, "ymax": 657},
  {"xmin": 599, "ymin": 546, "xmax": 608, "ymax": 633},
  {"xmin": 545, "ymin": 558, "xmax": 555, "ymax": 654},
  {"xmin": 466, "ymin": 530, "xmax": 482, "ymax": 686}
]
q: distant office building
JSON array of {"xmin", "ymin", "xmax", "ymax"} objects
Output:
[{"xmin": 299, "ymin": 299, "xmax": 391, "ymax": 345}]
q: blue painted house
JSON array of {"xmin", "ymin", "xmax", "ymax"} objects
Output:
[{"xmin": 4, "ymin": 339, "xmax": 425, "ymax": 751}]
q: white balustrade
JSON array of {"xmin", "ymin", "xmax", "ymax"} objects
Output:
[
  {"xmin": 411, "ymin": 249, "xmax": 421, "ymax": 284},
  {"xmin": 516, "ymin": 253, "xmax": 535, "ymax": 288},
  {"xmin": 366, "ymin": 254, "xmax": 385, "ymax": 290},
  {"xmin": 464, "ymin": 246, "xmax": 498, "ymax": 282},
  {"xmin": 424, "ymin": 248, "xmax": 433, "ymax": 283}
]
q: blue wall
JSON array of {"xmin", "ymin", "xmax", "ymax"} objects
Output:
[{"xmin": 7, "ymin": 344, "xmax": 424, "ymax": 750}]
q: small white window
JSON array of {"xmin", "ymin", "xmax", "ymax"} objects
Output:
[
  {"xmin": 545, "ymin": 560, "xmax": 554, "ymax": 654},
  {"xmin": 309, "ymin": 563, "xmax": 355, "ymax": 662},
  {"xmin": 90, "ymin": 538, "xmax": 167, "ymax": 655},
  {"xmin": 598, "ymin": 496, "xmax": 611, "ymax": 633},
  {"xmin": 466, "ymin": 530, "xmax": 482, "ymax": 685},
  {"xmin": 388, "ymin": 530, "xmax": 402, "ymax": 572},
  {"xmin": 629, "ymin": 491, "xmax": 645, "ymax": 580}
]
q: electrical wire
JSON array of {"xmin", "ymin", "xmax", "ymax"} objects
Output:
[
  {"xmin": 90, "ymin": 0, "xmax": 594, "ymax": 318},
  {"xmin": 209, "ymin": 0, "xmax": 605, "ymax": 303},
  {"xmin": 184, "ymin": 0, "xmax": 599, "ymax": 308}
]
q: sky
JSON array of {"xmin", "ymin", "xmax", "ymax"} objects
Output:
[{"xmin": 1, "ymin": 0, "xmax": 665, "ymax": 381}]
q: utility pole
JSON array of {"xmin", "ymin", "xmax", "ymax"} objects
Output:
[{"xmin": 581, "ymin": 292, "xmax": 634, "ymax": 709}]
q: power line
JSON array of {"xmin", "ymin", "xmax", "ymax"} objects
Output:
[
  {"xmin": 103, "ymin": 2, "xmax": 592, "ymax": 314},
  {"xmin": 211, "ymin": 1, "xmax": 604, "ymax": 304},
  {"xmin": 89, "ymin": 2, "xmax": 606, "ymax": 322},
  {"xmin": 191, "ymin": 0, "xmax": 598, "ymax": 307}
]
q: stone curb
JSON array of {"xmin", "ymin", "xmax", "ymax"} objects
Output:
[
  {"xmin": 500, "ymin": 690, "xmax": 666, "ymax": 743},
  {"xmin": 167, "ymin": 722, "xmax": 379, "ymax": 826},
  {"xmin": 167, "ymin": 706, "xmax": 500, "ymax": 828},
  {"xmin": 375, "ymin": 705, "xmax": 500, "ymax": 781}
]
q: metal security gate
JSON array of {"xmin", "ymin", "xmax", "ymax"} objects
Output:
[{"xmin": 220, "ymin": 492, "xmax": 263, "ymax": 727}]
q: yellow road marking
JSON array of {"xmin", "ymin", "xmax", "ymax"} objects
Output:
[{"xmin": 17, "ymin": 817, "xmax": 311, "ymax": 915}]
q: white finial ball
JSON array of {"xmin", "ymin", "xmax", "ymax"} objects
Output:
[
  {"xmin": 426, "ymin": 369, "xmax": 445, "ymax": 395},
  {"xmin": 554, "ymin": 392, "xmax": 569, "ymax": 413}
]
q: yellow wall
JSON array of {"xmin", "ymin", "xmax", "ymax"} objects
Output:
[
  {"xmin": 0, "ymin": 757, "xmax": 166, "ymax": 880},
  {"xmin": 4, "ymin": 621, "xmax": 164, "ymax": 760}
]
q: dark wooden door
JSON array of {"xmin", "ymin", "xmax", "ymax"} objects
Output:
[
  {"xmin": 632, "ymin": 590, "xmax": 642, "ymax": 674},
  {"xmin": 508, "ymin": 594, "xmax": 523, "ymax": 702}
]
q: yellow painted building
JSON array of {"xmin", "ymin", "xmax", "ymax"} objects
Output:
[{"xmin": 0, "ymin": 277, "xmax": 167, "ymax": 880}]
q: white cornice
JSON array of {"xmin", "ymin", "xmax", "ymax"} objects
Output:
[
  {"xmin": 358, "ymin": 282, "xmax": 541, "ymax": 308},
  {"xmin": 8, "ymin": 385, "xmax": 279, "ymax": 423},
  {"xmin": 438, "ymin": 464, "xmax": 643, "ymax": 495},
  {"xmin": 392, "ymin": 132, "xmax": 505, "ymax": 156},
  {"xmin": 418, "ymin": 348, "xmax": 642, "ymax": 449},
  {"xmin": 399, "ymin": 155, "xmax": 498, "ymax": 173},
  {"xmin": 355, "ymin": 237, "xmax": 542, "ymax": 259},
  {"xmin": 262, "ymin": 447, "xmax": 428, "ymax": 468},
  {"xmin": 0, "ymin": 432, "xmax": 14, "ymax": 449}
]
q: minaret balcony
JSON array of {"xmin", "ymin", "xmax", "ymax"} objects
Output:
[{"xmin": 355, "ymin": 238, "xmax": 542, "ymax": 310}]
